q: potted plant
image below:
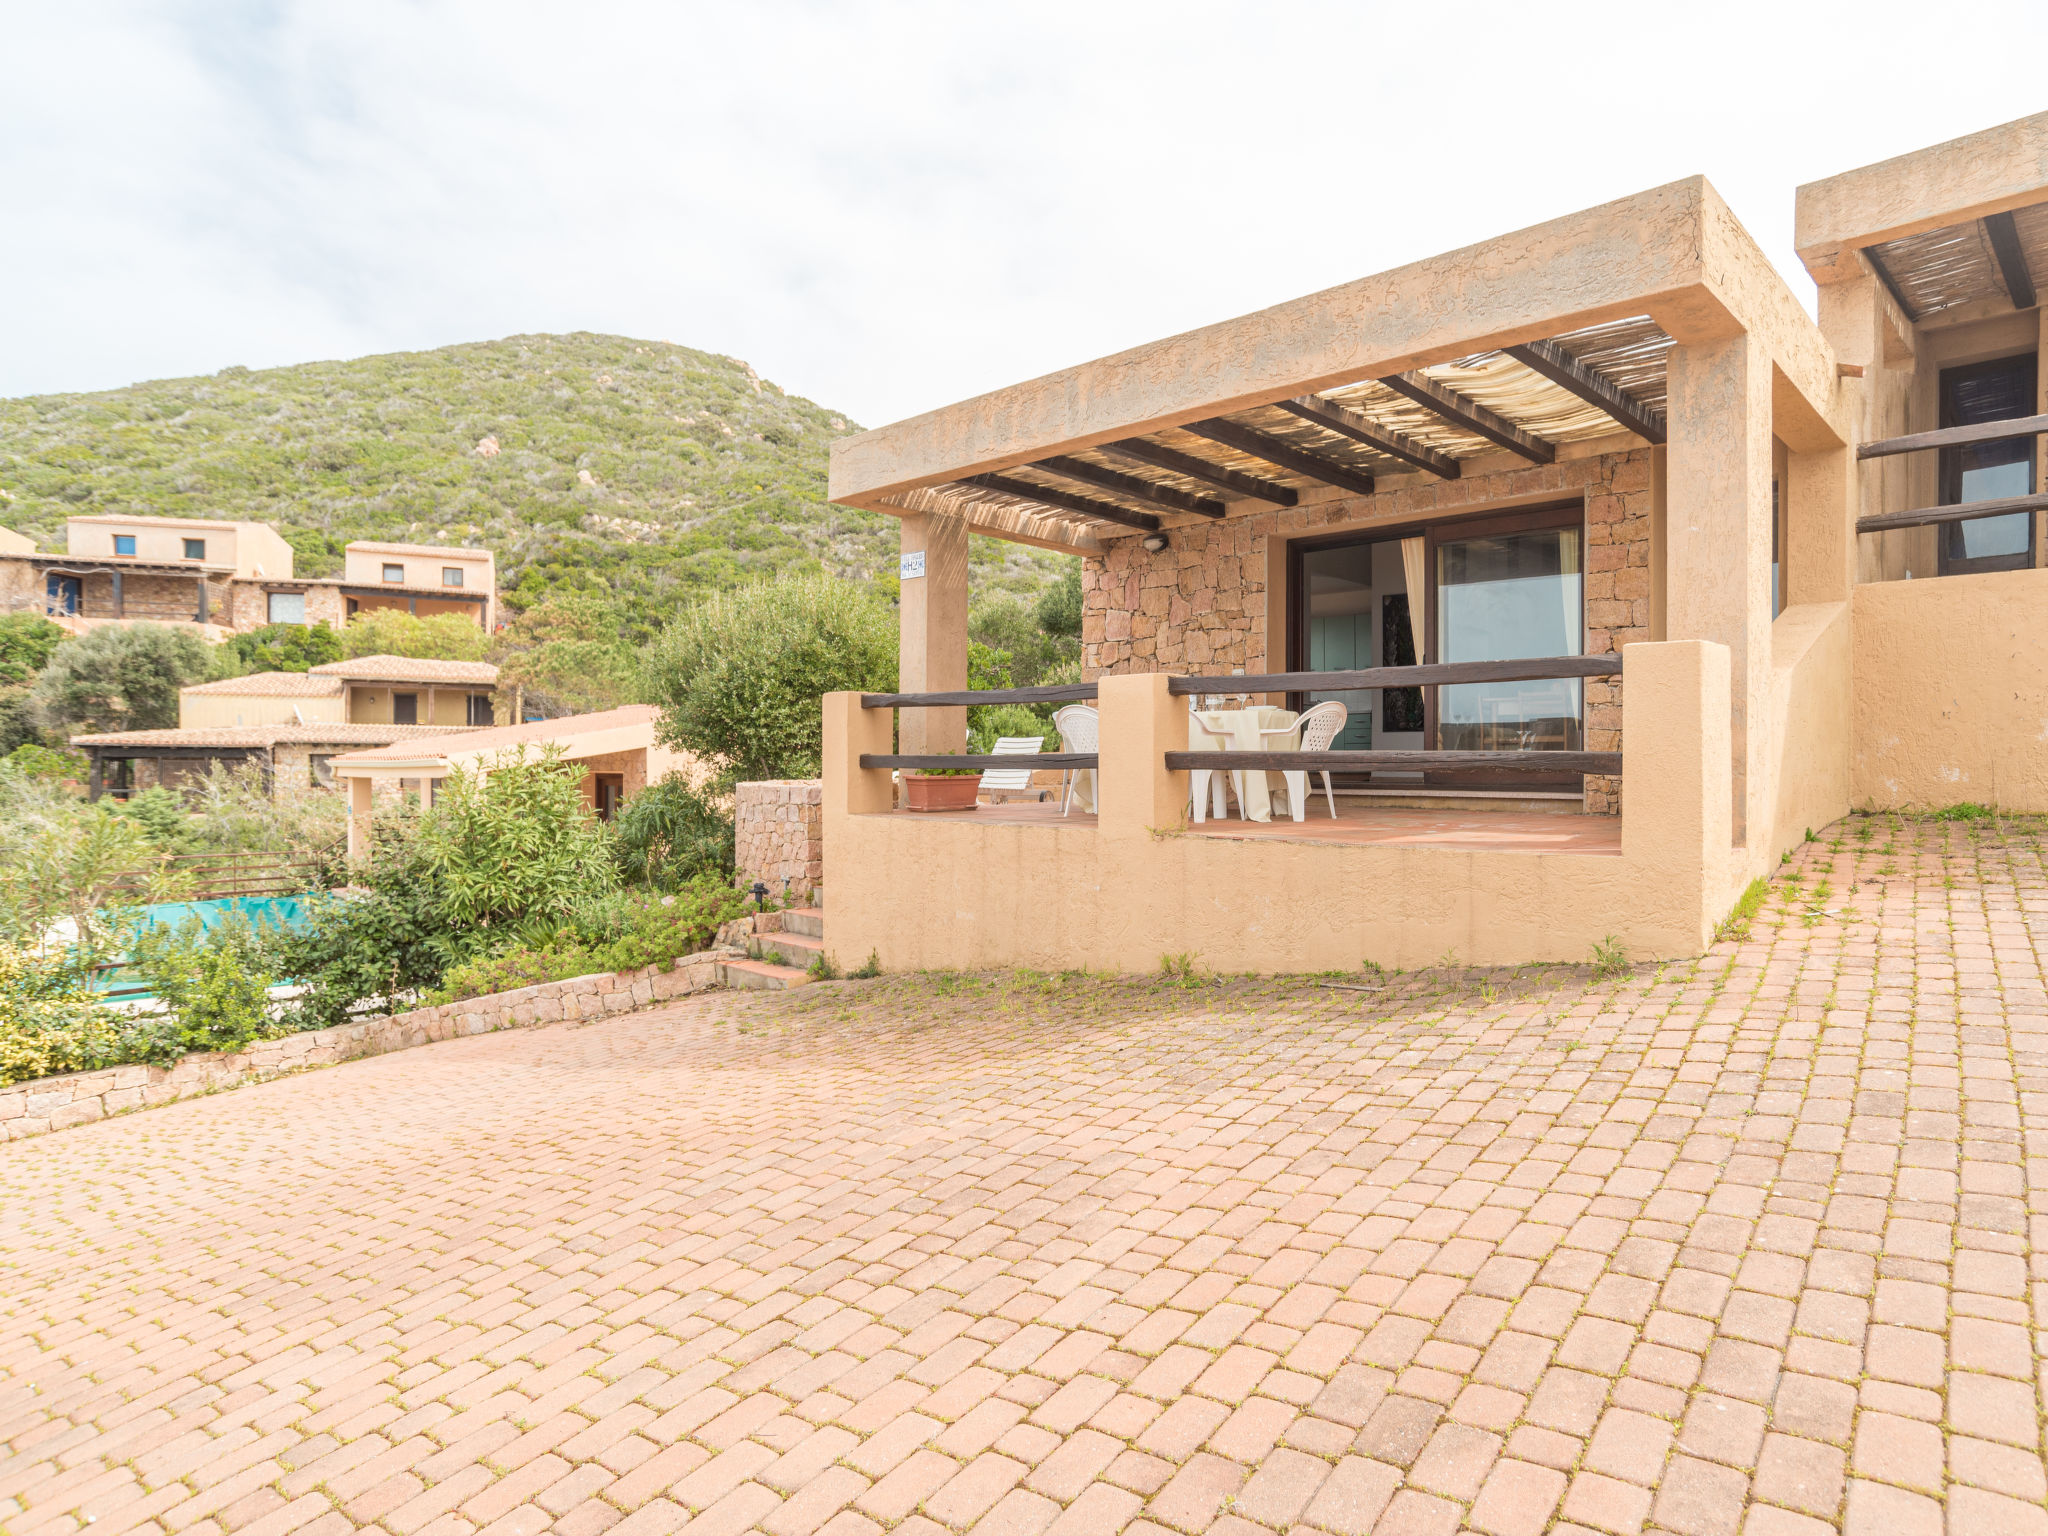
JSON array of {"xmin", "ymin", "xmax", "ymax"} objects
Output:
[{"xmin": 903, "ymin": 751, "xmax": 983, "ymax": 812}]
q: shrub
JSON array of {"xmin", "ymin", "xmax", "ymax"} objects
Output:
[
  {"xmin": 429, "ymin": 881, "xmax": 746, "ymax": 1004},
  {"xmin": 968, "ymin": 704, "xmax": 1056, "ymax": 754},
  {"xmin": 216, "ymin": 621, "xmax": 345, "ymax": 675},
  {"xmin": 0, "ymin": 613, "xmax": 66, "ymax": 686},
  {"xmin": 271, "ymin": 846, "xmax": 475, "ymax": 1029},
  {"xmin": 644, "ymin": 573, "xmax": 897, "ymax": 782},
  {"xmin": 5, "ymin": 742, "xmax": 87, "ymax": 782},
  {"xmin": 0, "ymin": 942, "xmax": 162, "ymax": 1087},
  {"xmin": 31, "ymin": 623, "xmax": 212, "ymax": 733},
  {"xmin": 0, "ymin": 767, "xmax": 181, "ymax": 954},
  {"xmin": 417, "ymin": 747, "xmax": 617, "ymax": 930},
  {"xmin": 132, "ymin": 915, "xmax": 277, "ymax": 1056},
  {"xmin": 613, "ymin": 773, "xmax": 735, "ymax": 886},
  {"xmin": 343, "ymin": 609, "xmax": 491, "ymax": 662}
]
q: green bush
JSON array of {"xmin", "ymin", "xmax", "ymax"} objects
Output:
[
  {"xmin": 217, "ymin": 621, "xmax": 345, "ymax": 675},
  {"xmin": 30, "ymin": 623, "xmax": 212, "ymax": 733},
  {"xmin": 0, "ymin": 942, "xmax": 164, "ymax": 1087},
  {"xmin": 0, "ymin": 613, "xmax": 66, "ymax": 686},
  {"xmin": 429, "ymin": 881, "xmax": 747, "ymax": 1004},
  {"xmin": 344, "ymin": 609, "xmax": 491, "ymax": 662},
  {"xmin": 271, "ymin": 846, "xmax": 476, "ymax": 1029},
  {"xmin": 418, "ymin": 747, "xmax": 618, "ymax": 930},
  {"xmin": 5, "ymin": 742, "xmax": 87, "ymax": 782},
  {"xmin": 132, "ymin": 916, "xmax": 277, "ymax": 1056},
  {"xmin": 968, "ymin": 704, "xmax": 1057, "ymax": 754},
  {"xmin": 613, "ymin": 773, "xmax": 735, "ymax": 886},
  {"xmin": 644, "ymin": 573, "xmax": 897, "ymax": 782}
]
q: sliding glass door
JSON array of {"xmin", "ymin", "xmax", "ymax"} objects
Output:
[
  {"xmin": 1938, "ymin": 354, "xmax": 2037, "ymax": 576},
  {"xmin": 1430, "ymin": 510, "xmax": 1584, "ymax": 767},
  {"xmin": 1288, "ymin": 501, "xmax": 1587, "ymax": 790}
]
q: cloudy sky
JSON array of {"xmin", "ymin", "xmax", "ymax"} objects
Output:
[{"xmin": 7, "ymin": 3, "xmax": 2047, "ymax": 427}]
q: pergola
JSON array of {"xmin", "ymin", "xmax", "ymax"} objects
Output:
[{"xmin": 829, "ymin": 176, "xmax": 1852, "ymax": 848}]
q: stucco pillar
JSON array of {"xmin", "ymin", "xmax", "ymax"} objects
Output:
[
  {"xmin": 1096, "ymin": 673, "xmax": 1184, "ymax": 840},
  {"xmin": 1620, "ymin": 640, "xmax": 1731, "ymax": 952},
  {"xmin": 821, "ymin": 690, "xmax": 893, "ymax": 819},
  {"xmin": 897, "ymin": 511, "xmax": 968, "ymax": 756},
  {"xmin": 1787, "ymin": 445, "xmax": 1855, "ymax": 606},
  {"xmin": 1666, "ymin": 332, "xmax": 1772, "ymax": 848},
  {"xmin": 347, "ymin": 775, "xmax": 373, "ymax": 862}
]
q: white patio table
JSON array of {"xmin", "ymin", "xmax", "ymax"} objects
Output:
[{"xmin": 1191, "ymin": 705, "xmax": 1299, "ymax": 822}]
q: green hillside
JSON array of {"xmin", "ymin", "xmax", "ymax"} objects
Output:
[{"xmin": 0, "ymin": 333, "xmax": 1067, "ymax": 623}]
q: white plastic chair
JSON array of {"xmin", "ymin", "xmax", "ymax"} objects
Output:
[
  {"xmin": 1050, "ymin": 705, "xmax": 1099, "ymax": 816},
  {"xmin": 1187, "ymin": 705, "xmax": 1236, "ymax": 822},
  {"xmin": 1274, "ymin": 700, "xmax": 1348, "ymax": 821},
  {"xmin": 978, "ymin": 736, "xmax": 1045, "ymax": 801}
]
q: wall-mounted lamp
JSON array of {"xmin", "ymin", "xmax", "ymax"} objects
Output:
[{"xmin": 1140, "ymin": 533, "xmax": 1169, "ymax": 553}]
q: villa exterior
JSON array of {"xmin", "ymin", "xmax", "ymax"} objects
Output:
[
  {"xmin": 0, "ymin": 515, "xmax": 496, "ymax": 637},
  {"xmin": 819, "ymin": 112, "xmax": 2048, "ymax": 971}
]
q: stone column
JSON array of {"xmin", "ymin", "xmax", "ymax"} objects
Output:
[
  {"xmin": 896, "ymin": 511, "xmax": 969, "ymax": 756},
  {"xmin": 1666, "ymin": 332, "xmax": 1773, "ymax": 848}
]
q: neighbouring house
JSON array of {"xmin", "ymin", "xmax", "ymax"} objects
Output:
[
  {"xmin": 73, "ymin": 656, "xmax": 500, "ymax": 798},
  {"xmin": 325, "ymin": 705, "xmax": 696, "ymax": 859},
  {"xmin": 0, "ymin": 515, "xmax": 497, "ymax": 636},
  {"xmin": 819, "ymin": 111, "xmax": 2048, "ymax": 972},
  {"xmin": 70, "ymin": 724, "xmax": 469, "ymax": 801}
]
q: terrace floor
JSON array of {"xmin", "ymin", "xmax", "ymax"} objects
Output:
[
  {"xmin": 3, "ymin": 814, "xmax": 2045, "ymax": 1536},
  {"xmin": 882, "ymin": 800, "xmax": 1623, "ymax": 855}
]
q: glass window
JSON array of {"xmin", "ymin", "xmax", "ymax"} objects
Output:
[
  {"xmin": 442, "ymin": 566, "xmax": 464, "ymax": 587},
  {"xmin": 183, "ymin": 538, "xmax": 206, "ymax": 560},
  {"xmin": 1298, "ymin": 542, "xmax": 1378, "ymax": 750},
  {"xmin": 467, "ymin": 693, "xmax": 493, "ymax": 726},
  {"xmin": 309, "ymin": 754, "xmax": 335, "ymax": 788},
  {"xmin": 267, "ymin": 592, "xmax": 307, "ymax": 625},
  {"xmin": 1939, "ymin": 354, "xmax": 2037, "ymax": 574},
  {"xmin": 114, "ymin": 535, "xmax": 136, "ymax": 556},
  {"xmin": 1436, "ymin": 523, "xmax": 1583, "ymax": 753},
  {"xmin": 393, "ymin": 692, "xmax": 418, "ymax": 725},
  {"xmin": 382, "ymin": 563, "xmax": 405, "ymax": 583}
]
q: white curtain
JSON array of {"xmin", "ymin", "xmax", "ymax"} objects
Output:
[{"xmin": 1400, "ymin": 537, "xmax": 1427, "ymax": 663}]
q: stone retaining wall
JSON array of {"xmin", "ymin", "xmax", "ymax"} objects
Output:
[
  {"xmin": 734, "ymin": 779, "xmax": 822, "ymax": 900},
  {"xmin": 0, "ymin": 948, "xmax": 737, "ymax": 1142}
]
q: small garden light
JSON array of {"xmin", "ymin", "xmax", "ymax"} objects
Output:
[{"xmin": 750, "ymin": 881, "xmax": 769, "ymax": 909}]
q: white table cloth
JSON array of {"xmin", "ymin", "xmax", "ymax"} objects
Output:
[{"xmin": 1191, "ymin": 706, "xmax": 1299, "ymax": 821}]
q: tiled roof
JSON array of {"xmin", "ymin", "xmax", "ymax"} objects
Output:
[
  {"xmin": 329, "ymin": 706, "xmax": 660, "ymax": 764},
  {"xmin": 181, "ymin": 672, "xmax": 345, "ymax": 698},
  {"xmin": 308, "ymin": 655, "xmax": 499, "ymax": 684},
  {"xmin": 70, "ymin": 724, "xmax": 481, "ymax": 749},
  {"xmin": 345, "ymin": 541, "xmax": 494, "ymax": 560}
]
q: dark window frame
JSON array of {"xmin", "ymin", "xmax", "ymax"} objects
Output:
[
  {"xmin": 382, "ymin": 563, "xmax": 406, "ymax": 583},
  {"xmin": 393, "ymin": 691, "xmax": 418, "ymax": 725},
  {"xmin": 1937, "ymin": 352, "xmax": 2038, "ymax": 577},
  {"xmin": 183, "ymin": 538, "xmax": 206, "ymax": 561}
]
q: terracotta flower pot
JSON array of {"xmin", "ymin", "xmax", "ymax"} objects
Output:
[{"xmin": 903, "ymin": 772, "xmax": 983, "ymax": 811}]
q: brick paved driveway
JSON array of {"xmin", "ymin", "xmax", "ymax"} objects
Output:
[{"xmin": 4, "ymin": 816, "xmax": 2046, "ymax": 1536}]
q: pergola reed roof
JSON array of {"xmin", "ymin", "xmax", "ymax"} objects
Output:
[
  {"xmin": 1865, "ymin": 198, "xmax": 2048, "ymax": 319},
  {"xmin": 934, "ymin": 317, "xmax": 1676, "ymax": 541}
]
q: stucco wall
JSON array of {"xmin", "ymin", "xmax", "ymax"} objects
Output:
[
  {"xmin": 823, "ymin": 642, "xmax": 1733, "ymax": 974},
  {"xmin": 1078, "ymin": 447, "xmax": 1654, "ymax": 813},
  {"xmin": 1853, "ymin": 568, "xmax": 2048, "ymax": 809},
  {"xmin": 1766, "ymin": 602, "xmax": 1853, "ymax": 856},
  {"xmin": 182, "ymin": 692, "xmax": 348, "ymax": 729}
]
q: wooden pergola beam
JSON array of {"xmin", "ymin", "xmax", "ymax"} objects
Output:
[
  {"xmin": 1503, "ymin": 339, "xmax": 1667, "ymax": 445},
  {"xmin": 961, "ymin": 473, "xmax": 1161, "ymax": 533},
  {"xmin": 1181, "ymin": 419, "xmax": 1376, "ymax": 497},
  {"xmin": 1273, "ymin": 396, "xmax": 1460, "ymax": 479},
  {"xmin": 1099, "ymin": 438, "xmax": 1298, "ymax": 506},
  {"xmin": 1984, "ymin": 211, "xmax": 2037, "ymax": 309},
  {"xmin": 1033, "ymin": 455, "xmax": 1226, "ymax": 518},
  {"xmin": 1862, "ymin": 244, "xmax": 1919, "ymax": 322},
  {"xmin": 1376, "ymin": 373, "xmax": 1555, "ymax": 464}
]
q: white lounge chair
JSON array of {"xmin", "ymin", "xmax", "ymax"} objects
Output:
[{"xmin": 978, "ymin": 735, "xmax": 1047, "ymax": 801}]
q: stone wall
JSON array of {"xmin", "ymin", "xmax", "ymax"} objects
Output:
[
  {"xmin": 1080, "ymin": 447, "xmax": 1654, "ymax": 814},
  {"xmin": 735, "ymin": 779, "xmax": 822, "ymax": 900},
  {"xmin": 0, "ymin": 949, "xmax": 735, "ymax": 1141}
]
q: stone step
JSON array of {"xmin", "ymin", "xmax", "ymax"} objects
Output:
[
  {"xmin": 758, "ymin": 931, "xmax": 824, "ymax": 969},
  {"xmin": 781, "ymin": 908, "xmax": 824, "ymax": 938},
  {"xmin": 719, "ymin": 958, "xmax": 811, "ymax": 991}
]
